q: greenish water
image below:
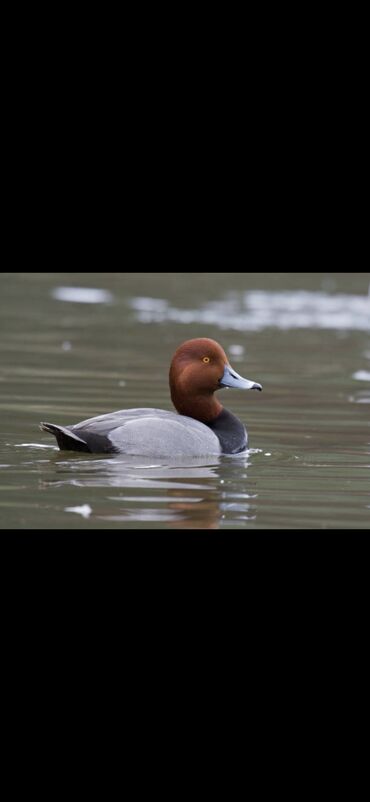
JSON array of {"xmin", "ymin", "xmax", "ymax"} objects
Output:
[{"xmin": 0, "ymin": 271, "xmax": 369, "ymax": 530}]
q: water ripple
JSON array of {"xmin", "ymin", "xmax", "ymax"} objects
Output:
[{"xmin": 130, "ymin": 290, "xmax": 370, "ymax": 332}]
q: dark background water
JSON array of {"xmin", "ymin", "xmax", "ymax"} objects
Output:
[{"xmin": 0, "ymin": 271, "xmax": 369, "ymax": 530}]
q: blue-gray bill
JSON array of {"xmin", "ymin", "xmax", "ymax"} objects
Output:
[{"xmin": 219, "ymin": 364, "xmax": 262, "ymax": 391}]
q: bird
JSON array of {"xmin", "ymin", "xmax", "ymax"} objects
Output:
[{"xmin": 40, "ymin": 337, "xmax": 262, "ymax": 457}]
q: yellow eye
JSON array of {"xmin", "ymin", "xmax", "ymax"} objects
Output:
[{"xmin": 202, "ymin": 356, "xmax": 210, "ymax": 363}]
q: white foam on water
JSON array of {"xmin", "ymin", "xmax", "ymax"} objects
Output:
[
  {"xmin": 51, "ymin": 287, "xmax": 113, "ymax": 304},
  {"xmin": 65, "ymin": 504, "xmax": 92, "ymax": 519},
  {"xmin": 229, "ymin": 344, "xmax": 245, "ymax": 356},
  {"xmin": 14, "ymin": 443, "xmax": 58, "ymax": 449},
  {"xmin": 130, "ymin": 297, "xmax": 168, "ymax": 312},
  {"xmin": 130, "ymin": 290, "xmax": 370, "ymax": 332},
  {"xmin": 353, "ymin": 370, "xmax": 370, "ymax": 381}
]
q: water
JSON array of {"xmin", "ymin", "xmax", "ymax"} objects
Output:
[{"xmin": 1, "ymin": 271, "xmax": 369, "ymax": 530}]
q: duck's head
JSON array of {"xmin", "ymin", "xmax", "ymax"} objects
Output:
[{"xmin": 169, "ymin": 337, "xmax": 262, "ymax": 422}]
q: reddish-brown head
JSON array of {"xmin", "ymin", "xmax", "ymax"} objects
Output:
[{"xmin": 169, "ymin": 338, "xmax": 262, "ymax": 422}]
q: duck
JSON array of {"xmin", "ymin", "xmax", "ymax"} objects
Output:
[{"xmin": 40, "ymin": 338, "xmax": 262, "ymax": 457}]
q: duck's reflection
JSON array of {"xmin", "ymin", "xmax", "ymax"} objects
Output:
[{"xmin": 39, "ymin": 452, "xmax": 258, "ymax": 529}]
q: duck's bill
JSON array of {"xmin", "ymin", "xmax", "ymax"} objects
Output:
[{"xmin": 219, "ymin": 364, "xmax": 262, "ymax": 391}]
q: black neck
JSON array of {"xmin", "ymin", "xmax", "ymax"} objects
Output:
[{"xmin": 205, "ymin": 408, "xmax": 247, "ymax": 454}]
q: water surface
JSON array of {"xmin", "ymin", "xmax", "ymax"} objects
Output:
[{"xmin": 0, "ymin": 271, "xmax": 369, "ymax": 530}]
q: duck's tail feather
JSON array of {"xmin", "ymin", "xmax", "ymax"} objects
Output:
[{"xmin": 39, "ymin": 422, "xmax": 90, "ymax": 452}]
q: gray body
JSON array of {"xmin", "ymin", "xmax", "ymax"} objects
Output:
[
  {"xmin": 41, "ymin": 408, "xmax": 223, "ymax": 457},
  {"xmin": 40, "ymin": 407, "xmax": 249, "ymax": 457}
]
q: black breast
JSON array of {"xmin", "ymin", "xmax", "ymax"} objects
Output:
[{"xmin": 206, "ymin": 409, "xmax": 247, "ymax": 454}]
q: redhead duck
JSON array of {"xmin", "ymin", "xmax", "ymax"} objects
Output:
[{"xmin": 40, "ymin": 338, "xmax": 262, "ymax": 456}]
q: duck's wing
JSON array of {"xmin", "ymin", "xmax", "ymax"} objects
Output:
[
  {"xmin": 72, "ymin": 408, "xmax": 175, "ymax": 434},
  {"xmin": 40, "ymin": 409, "xmax": 221, "ymax": 456},
  {"xmin": 106, "ymin": 414, "xmax": 221, "ymax": 457}
]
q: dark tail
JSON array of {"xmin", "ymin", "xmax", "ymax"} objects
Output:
[{"xmin": 39, "ymin": 422, "xmax": 90, "ymax": 452}]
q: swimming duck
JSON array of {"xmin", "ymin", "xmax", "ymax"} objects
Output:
[{"xmin": 40, "ymin": 338, "xmax": 262, "ymax": 456}]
